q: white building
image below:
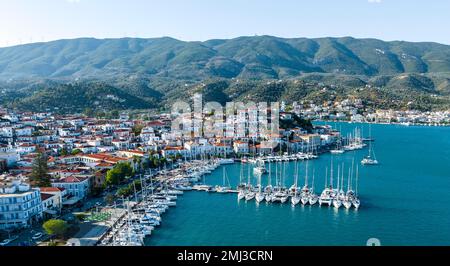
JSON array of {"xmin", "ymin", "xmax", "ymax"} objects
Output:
[
  {"xmin": 0, "ymin": 176, "xmax": 43, "ymax": 230},
  {"xmin": 51, "ymin": 176, "xmax": 91, "ymax": 202}
]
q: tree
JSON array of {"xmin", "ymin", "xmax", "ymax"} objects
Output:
[
  {"xmin": 60, "ymin": 148, "xmax": 69, "ymax": 156},
  {"xmin": 71, "ymin": 149, "xmax": 82, "ymax": 155},
  {"xmin": 132, "ymin": 124, "xmax": 144, "ymax": 136},
  {"xmin": 105, "ymin": 162, "xmax": 134, "ymax": 186},
  {"xmin": 105, "ymin": 168, "xmax": 121, "ymax": 186},
  {"xmin": 43, "ymin": 219, "xmax": 68, "ymax": 238},
  {"xmin": 30, "ymin": 152, "xmax": 51, "ymax": 187},
  {"xmin": 111, "ymin": 110, "xmax": 120, "ymax": 119},
  {"xmin": 83, "ymin": 107, "xmax": 94, "ymax": 117}
]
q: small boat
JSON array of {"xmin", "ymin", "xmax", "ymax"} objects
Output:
[
  {"xmin": 215, "ymin": 168, "xmax": 232, "ymax": 193},
  {"xmin": 352, "ymin": 198, "xmax": 361, "ymax": 209},
  {"xmin": 255, "ymin": 191, "xmax": 265, "ymax": 203},
  {"xmin": 300, "ymin": 162, "xmax": 311, "ymax": 205},
  {"xmin": 253, "ymin": 159, "xmax": 267, "ymax": 175},
  {"xmin": 290, "ymin": 162, "xmax": 301, "ymax": 205},
  {"xmin": 362, "ymin": 125, "xmax": 379, "ymax": 165},
  {"xmin": 237, "ymin": 162, "xmax": 247, "ymax": 200},
  {"xmin": 272, "ymin": 189, "xmax": 289, "ymax": 203},
  {"xmin": 330, "ymin": 136, "xmax": 345, "ymax": 154},
  {"xmin": 237, "ymin": 190, "xmax": 246, "ymax": 201},
  {"xmin": 245, "ymin": 190, "xmax": 255, "ymax": 201},
  {"xmin": 309, "ymin": 169, "xmax": 318, "ymax": 205},
  {"xmin": 343, "ymin": 197, "xmax": 352, "ymax": 209},
  {"xmin": 309, "ymin": 193, "xmax": 318, "ymax": 205},
  {"xmin": 255, "ymin": 172, "xmax": 265, "ymax": 203},
  {"xmin": 361, "ymin": 156, "xmax": 378, "ymax": 165},
  {"xmin": 265, "ymin": 192, "xmax": 273, "ymax": 202},
  {"xmin": 218, "ymin": 158, "xmax": 235, "ymax": 165},
  {"xmin": 319, "ymin": 167, "xmax": 333, "ymax": 206},
  {"xmin": 291, "ymin": 194, "xmax": 301, "ymax": 205}
]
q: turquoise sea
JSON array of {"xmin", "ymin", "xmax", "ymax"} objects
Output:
[{"xmin": 146, "ymin": 123, "xmax": 450, "ymax": 246}]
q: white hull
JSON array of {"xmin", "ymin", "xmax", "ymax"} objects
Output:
[
  {"xmin": 319, "ymin": 199, "xmax": 332, "ymax": 206},
  {"xmin": 245, "ymin": 192, "xmax": 255, "ymax": 201},
  {"xmin": 343, "ymin": 200, "xmax": 352, "ymax": 209},
  {"xmin": 301, "ymin": 197, "xmax": 309, "ymax": 205},
  {"xmin": 352, "ymin": 199, "xmax": 361, "ymax": 209},
  {"xmin": 333, "ymin": 199, "xmax": 342, "ymax": 209},
  {"xmin": 291, "ymin": 196, "xmax": 301, "ymax": 205},
  {"xmin": 255, "ymin": 193, "xmax": 265, "ymax": 203},
  {"xmin": 237, "ymin": 192, "xmax": 245, "ymax": 201},
  {"xmin": 309, "ymin": 196, "xmax": 318, "ymax": 205}
]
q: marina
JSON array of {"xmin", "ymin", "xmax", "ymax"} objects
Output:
[
  {"xmin": 144, "ymin": 122, "xmax": 450, "ymax": 246},
  {"xmin": 93, "ymin": 122, "xmax": 450, "ymax": 246}
]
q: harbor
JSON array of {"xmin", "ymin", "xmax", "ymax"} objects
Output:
[
  {"xmin": 144, "ymin": 122, "xmax": 450, "ymax": 246},
  {"xmin": 92, "ymin": 122, "xmax": 450, "ymax": 246},
  {"xmin": 96, "ymin": 124, "xmax": 370, "ymax": 246}
]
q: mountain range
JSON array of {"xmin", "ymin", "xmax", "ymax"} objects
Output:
[
  {"xmin": 1, "ymin": 36, "xmax": 450, "ymax": 113},
  {"xmin": 1, "ymin": 36, "xmax": 450, "ymax": 80}
]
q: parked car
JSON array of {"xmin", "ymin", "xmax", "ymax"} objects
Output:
[
  {"xmin": 32, "ymin": 232, "xmax": 44, "ymax": 240},
  {"xmin": 0, "ymin": 239, "xmax": 12, "ymax": 246},
  {"xmin": 0, "ymin": 235, "xmax": 18, "ymax": 246}
]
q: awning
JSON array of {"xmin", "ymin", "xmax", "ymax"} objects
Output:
[
  {"xmin": 44, "ymin": 209, "xmax": 58, "ymax": 215},
  {"xmin": 63, "ymin": 197, "xmax": 81, "ymax": 205}
]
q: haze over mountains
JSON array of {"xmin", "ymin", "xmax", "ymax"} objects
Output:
[
  {"xmin": 1, "ymin": 36, "xmax": 450, "ymax": 113},
  {"xmin": 1, "ymin": 36, "xmax": 450, "ymax": 80}
]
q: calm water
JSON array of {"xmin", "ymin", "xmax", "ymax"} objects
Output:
[{"xmin": 146, "ymin": 123, "xmax": 450, "ymax": 246}]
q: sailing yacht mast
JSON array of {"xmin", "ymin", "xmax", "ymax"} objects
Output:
[
  {"xmin": 305, "ymin": 161, "xmax": 309, "ymax": 187},
  {"xmin": 356, "ymin": 165, "xmax": 359, "ymax": 196},
  {"xmin": 330, "ymin": 159, "xmax": 334, "ymax": 188},
  {"xmin": 312, "ymin": 169, "xmax": 315, "ymax": 192}
]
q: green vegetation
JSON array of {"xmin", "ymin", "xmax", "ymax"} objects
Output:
[
  {"xmin": 116, "ymin": 180, "xmax": 142, "ymax": 198},
  {"xmin": 2, "ymin": 36, "xmax": 450, "ymax": 80},
  {"xmin": 30, "ymin": 151, "xmax": 51, "ymax": 187},
  {"xmin": 43, "ymin": 219, "xmax": 68, "ymax": 238},
  {"xmin": 105, "ymin": 162, "xmax": 134, "ymax": 186},
  {"xmin": 71, "ymin": 149, "xmax": 82, "ymax": 155},
  {"xmin": 132, "ymin": 124, "xmax": 144, "ymax": 136},
  {"xmin": 2, "ymin": 36, "xmax": 450, "ymax": 112},
  {"xmin": 280, "ymin": 114, "xmax": 314, "ymax": 132}
]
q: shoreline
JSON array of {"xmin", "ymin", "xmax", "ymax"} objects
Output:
[{"xmin": 314, "ymin": 119, "xmax": 450, "ymax": 128}]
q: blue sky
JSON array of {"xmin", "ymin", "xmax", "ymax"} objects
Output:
[{"xmin": 0, "ymin": 0, "xmax": 449, "ymax": 47}]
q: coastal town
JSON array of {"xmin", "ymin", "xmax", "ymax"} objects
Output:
[
  {"xmin": 0, "ymin": 96, "xmax": 447, "ymax": 246},
  {"xmin": 289, "ymin": 99, "xmax": 450, "ymax": 126},
  {"xmin": 1, "ymin": 94, "xmax": 448, "ymax": 246},
  {"xmin": 0, "ymin": 103, "xmax": 345, "ymax": 245}
]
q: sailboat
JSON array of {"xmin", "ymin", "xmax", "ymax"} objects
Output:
[
  {"xmin": 245, "ymin": 164, "xmax": 255, "ymax": 201},
  {"xmin": 332, "ymin": 165, "xmax": 342, "ymax": 209},
  {"xmin": 253, "ymin": 159, "xmax": 267, "ymax": 176},
  {"xmin": 237, "ymin": 163, "xmax": 246, "ymax": 201},
  {"xmin": 272, "ymin": 162, "xmax": 289, "ymax": 203},
  {"xmin": 319, "ymin": 163, "xmax": 333, "ymax": 206},
  {"xmin": 330, "ymin": 131, "xmax": 345, "ymax": 154},
  {"xmin": 309, "ymin": 169, "xmax": 318, "ymax": 205},
  {"xmin": 352, "ymin": 165, "xmax": 361, "ymax": 209},
  {"xmin": 290, "ymin": 162, "xmax": 301, "ymax": 205},
  {"xmin": 255, "ymin": 171, "xmax": 265, "ymax": 203},
  {"xmin": 300, "ymin": 161, "xmax": 311, "ymax": 205},
  {"xmin": 342, "ymin": 166, "xmax": 353, "ymax": 209},
  {"xmin": 215, "ymin": 168, "xmax": 232, "ymax": 193},
  {"xmin": 361, "ymin": 125, "xmax": 379, "ymax": 165},
  {"xmin": 264, "ymin": 163, "xmax": 273, "ymax": 202}
]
